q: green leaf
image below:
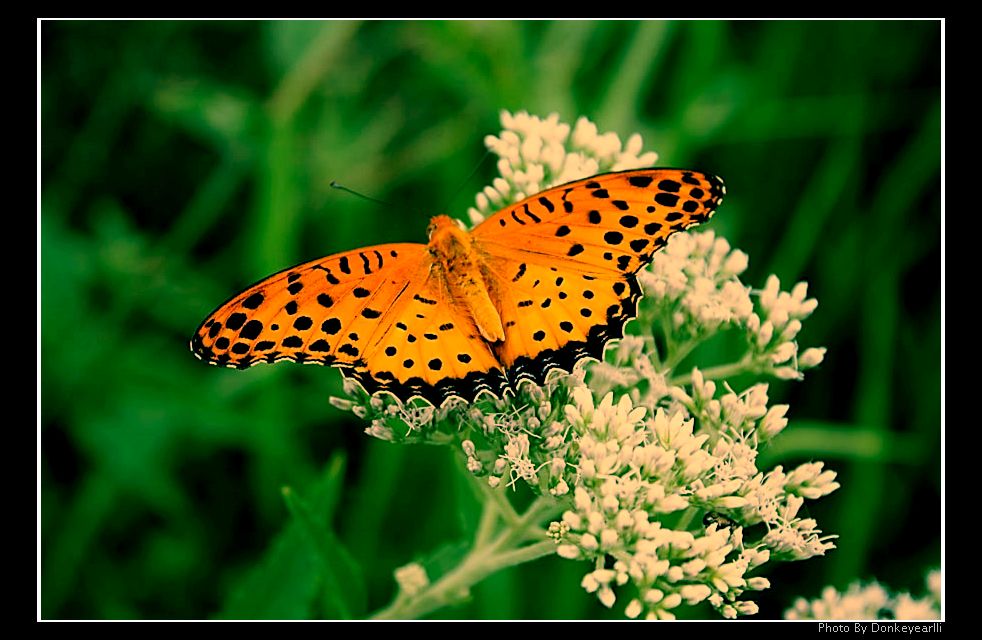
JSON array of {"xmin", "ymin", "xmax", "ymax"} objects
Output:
[
  {"xmin": 218, "ymin": 522, "xmax": 322, "ymax": 620},
  {"xmin": 218, "ymin": 454, "xmax": 364, "ymax": 619},
  {"xmin": 281, "ymin": 462, "xmax": 367, "ymax": 619}
]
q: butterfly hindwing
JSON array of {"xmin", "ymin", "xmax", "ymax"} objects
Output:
[
  {"xmin": 479, "ymin": 255, "xmax": 642, "ymax": 384},
  {"xmin": 347, "ymin": 267, "xmax": 507, "ymax": 404}
]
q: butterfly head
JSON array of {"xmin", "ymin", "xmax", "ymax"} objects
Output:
[
  {"xmin": 426, "ymin": 214, "xmax": 462, "ymax": 240},
  {"xmin": 426, "ymin": 215, "xmax": 471, "ymax": 257}
]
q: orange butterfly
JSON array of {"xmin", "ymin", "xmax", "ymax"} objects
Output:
[{"xmin": 191, "ymin": 169, "xmax": 724, "ymax": 405}]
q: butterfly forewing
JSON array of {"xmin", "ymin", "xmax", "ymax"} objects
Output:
[
  {"xmin": 473, "ymin": 168, "xmax": 724, "ymax": 276},
  {"xmin": 191, "ymin": 243, "xmax": 429, "ymax": 369}
]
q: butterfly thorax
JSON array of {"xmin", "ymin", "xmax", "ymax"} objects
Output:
[{"xmin": 427, "ymin": 215, "xmax": 505, "ymax": 344}]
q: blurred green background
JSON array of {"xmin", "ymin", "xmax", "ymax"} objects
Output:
[{"xmin": 40, "ymin": 20, "xmax": 941, "ymax": 619}]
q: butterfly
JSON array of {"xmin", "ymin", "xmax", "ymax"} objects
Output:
[{"xmin": 191, "ymin": 168, "xmax": 724, "ymax": 405}]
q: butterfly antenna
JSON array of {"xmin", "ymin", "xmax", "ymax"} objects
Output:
[{"xmin": 330, "ymin": 181, "xmax": 392, "ymax": 207}]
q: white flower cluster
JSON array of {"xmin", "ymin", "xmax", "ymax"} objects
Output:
[
  {"xmin": 329, "ymin": 378, "xmax": 445, "ymax": 443},
  {"xmin": 754, "ymin": 275, "xmax": 825, "ymax": 380},
  {"xmin": 458, "ymin": 372, "xmax": 585, "ymax": 494},
  {"xmin": 640, "ymin": 231, "xmax": 752, "ymax": 332},
  {"xmin": 330, "ymin": 112, "xmax": 838, "ymax": 619},
  {"xmin": 639, "ymin": 230, "xmax": 825, "ymax": 382},
  {"xmin": 468, "ymin": 111, "xmax": 658, "ymax": 227},
  {"xmin": 785, "ymin": 569, "xmax": 941, "ymax": 620},
  {"xmin": 551, "ymin": 385, "xmax": 836, "ymax": 619}
]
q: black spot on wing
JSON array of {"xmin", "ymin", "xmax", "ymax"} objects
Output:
[
  {"xmin": 242, "ymin": 293, "xmax": 264, "ymax": 309},
  {"xmin": 240, "ymin": 320, "xmax": 263, "ymax": 340},
  {"xmin": 226, "ymin": 313, "xmax": 246, "ymax": 331},
  {"xmin": 322, "ymin": 318, "xmax": 341, "ymax": 334},
  {"xmin": 604, "ymin": 231, "xmax": 623, "ymax": 245},
  {"xmin": 513, "ymin": 263, "xmax": 527, "ymax": 282},
  {"xmin": 681, "ymin": 172, "xmax": 701, "ymax": 186},
  {"xmin": 339, "ymin": 343, "xmax": 359, "ymax": 357},
  {"xmin": 315, "ymin": 265, "xmax": 341, "ymax": 285},
  {"xmin": 655, "ymin": 193, "xmax": 679, "ymax": 207}
]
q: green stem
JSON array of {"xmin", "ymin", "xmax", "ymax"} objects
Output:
[
  {"xmin": 645, "ymin": 334, "xmax": 663, "ymax": 369},
  {"xmin": 486, "ymin": 539, "xmax": 558, "ymax": 571},
  {"xmin": 670, "ymin": 357, "xmax": 755, "ymax": 387},
  {"xmin": 479, "ymin": 479, "xmax": 522, "ymax": 528},
  {"xmin": 659, "ymin": 308, "xmax": 678, "ymax": 363},
  {"xmin": 663, "ymin": 337, "xmax": 700, "ymax": 372},
  {"xmin": 675, "ymin": 506, "xmax": 699, "ymax": 531},
  {"xmin": 473, "ymin": 492, "xmax": 500, "ymax": 549},
  {"xmin": 370, "ymin": 493, "xmax": 563, "ymax": 620}
]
